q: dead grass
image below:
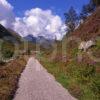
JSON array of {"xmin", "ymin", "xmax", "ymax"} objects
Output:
[
  {"xmin": 72, "ymin": 7, "xmax": 100, "ymax": 40},
  {"xmin": 0, "ymin": 55, "xmax": 28, "ymax": 100}
]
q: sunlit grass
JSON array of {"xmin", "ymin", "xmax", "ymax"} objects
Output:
[{"xmin": 38, "ymin": 38, "xmax": 100, "ymax": 100}]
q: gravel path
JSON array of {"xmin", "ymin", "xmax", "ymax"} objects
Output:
[{"xmin": 13, "ymin": 57, "xmax": 76, "ymax": 100}]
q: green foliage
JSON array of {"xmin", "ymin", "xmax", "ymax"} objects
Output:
[
  {"xmin": 0, "ymin": 40, "xmax": 14, "ymax": 59},
  {"xmin": 2, "ymin": 49, "xmax": 14, "ymax": 59},
  {"xmin": 38, "ymin": 42, "xmax": 100, "ymax": 99},
  {"xmin": 91, "ymin": 74, "xmax": 100, "ymax": 94}
]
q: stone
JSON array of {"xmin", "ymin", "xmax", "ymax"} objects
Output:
[{"xmin": 78, "ymin": 40, "xmax": 95, "ymax": 51}]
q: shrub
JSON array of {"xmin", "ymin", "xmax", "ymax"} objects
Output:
[
  {"xmin": 0, "ymin": 60, "xmax": 5, "ymax": 66},
  {"xmin": 91, "ymin": 75, "xmax": 100, "ymax": 94},
  {"xmin": 2, "ymin": 50, "xmax": 14, "ymax": 59}
]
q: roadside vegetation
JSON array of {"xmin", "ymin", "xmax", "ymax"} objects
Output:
[
  {"xmin": 0, "ymin": 0, "xmax": 100, "ymax": 100},
  {"xmin": 36, "ymin": 2, "xmax": 100, "ymax": 99},
  {"xmin": 37, "ymin": 37, "xmax": 100, "ymax": 100},
  {"xmin": 0, "ymin": 56, "xmax": 27, "ymax": 100},
  {"xmin": 0, "ymin": 40, "xmax": 29, "ymax": 100}
]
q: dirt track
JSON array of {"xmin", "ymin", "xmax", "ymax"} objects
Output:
[{"xmin": 13, "ymin": 57, "xmax": 76, "ymax": 100}]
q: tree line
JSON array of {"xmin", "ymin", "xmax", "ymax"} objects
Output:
[{"xmin": 64, "ymin": 0, "xmax": 100, "ymax": 33}]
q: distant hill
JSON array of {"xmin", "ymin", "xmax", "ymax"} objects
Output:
[
  {"xmin": 24, "ymin": 35, "xmax": 55, "ymax": 48},
  {"xmin": 24, "ymin": 35, "xmax": 37, "ymax": 43},
  {"xmin": 0, "ymin": 24, "xmax": 55, "ymax": 49}
]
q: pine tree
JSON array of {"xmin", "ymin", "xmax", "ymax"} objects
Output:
[
  {"xmin": 80, "ymin": 5, "xmax": 88, "ymax": 21},
  {"xmin": 87, "ymin": 0, "xmax": 95, "ymax": 13},
  {"xmin": 64, "ymin": 7, "xmax": 78, "ymax": 33},
  {"xmin": 80, "ymin": 0, "xmax": 96, "ymax": 21}
]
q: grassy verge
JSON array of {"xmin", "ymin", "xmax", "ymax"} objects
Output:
[
  {"xmin": 0, "ymin": 55, "xmax": 28, "ymax": 100},
  {"xmin": 37, "ymin": 39, "xmax": 100, "ymax": 100},
  {"xmin": 38, "ymin": 57, "xmax": 100, "ymax": 100}
]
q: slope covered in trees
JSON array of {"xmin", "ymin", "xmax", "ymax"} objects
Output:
[{"xmin": 71, "ymin": 7, "xmax": 100, "ymax": 40}]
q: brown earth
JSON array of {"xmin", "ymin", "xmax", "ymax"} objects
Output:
[{"xmin": 72, "ymin": 7, "xmax": 100, "ymax": 41}]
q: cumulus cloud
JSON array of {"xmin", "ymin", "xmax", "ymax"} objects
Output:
[
  {"xmin": 0, "ymin": 0, "xmax": 15, "ymax": 27},
  {"xmin": 0, "ymin": 0, "xmax": 66, "ymax": 40},
  {"xmin": 13, "ymin": 8, "xmax": 66, "ymax": 40}
]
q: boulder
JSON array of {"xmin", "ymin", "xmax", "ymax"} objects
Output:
[{"xmin": 79, "ymin": 40, "xmax": 95, "ymax": 51}]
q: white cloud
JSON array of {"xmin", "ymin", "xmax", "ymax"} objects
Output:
[
  {"xmin": 13, "ymin": 8, "xmax": 66, "ymax": 40},
  {"xmin": 0, "ymin": 0, "xmax": 15, "ymax": 27},
  {"xmin": 0, "ymin": 0, "xmax": 66, "ymax": 40}
]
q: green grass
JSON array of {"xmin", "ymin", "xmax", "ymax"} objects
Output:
[
  {"xmin": 37, "ymin": 38, "xmax": 100, "ymax": 100},
  {"xmin": 0, "ymin": 36, "xmax": 100, "ymax": 100}
]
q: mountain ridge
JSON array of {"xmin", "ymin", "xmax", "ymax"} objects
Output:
[{"xmin": 0, "ymin": 24, "xmax": 21, "ymax": 42}]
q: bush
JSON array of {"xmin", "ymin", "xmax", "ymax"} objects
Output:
[
  {"xmin": 91, "ymin": 75, "xmax": 100, "ymax": 94},
  {"xmin": 3, "ymin": 50, "xmax": 14, "ymax": 59},
  {"xmin": 0, "ymin": 60, "xmax": 5, "ymax": 66}
]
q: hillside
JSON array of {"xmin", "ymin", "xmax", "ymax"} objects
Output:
[
  {"xmin": 38, "ymin": 7, "xmax": 100, "ymax": 100},
  {"xmin": 71, "ymin": 7, "xmax": 100, "ymax": 41},
  {"xmin": 7, "ymin": 28, "xmax": 22, "ymax": 41},
  {"xmin": 0, "ymin": 24, "xmax": 21, "ymax": 42}
]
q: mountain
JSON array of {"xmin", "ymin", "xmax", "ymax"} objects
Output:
[
  {"xmin": 0, "ymin": 24, "xmax": 21, "ymax": 42},
  {"xmin": 24, "ymin": 35, "xmax": 37, "ymax": 43},
  {"xmin": 0, "ymin": 24, "xmax": 12, "ymax": 38},
  {"xmin": 7, "ymin": 28, "xmax": 22, "ymax": 41},
  {"xmin": 24, "ymin": 35, "xmax": 55, "ymax": 48}
]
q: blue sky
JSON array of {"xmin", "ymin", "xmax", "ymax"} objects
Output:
[
  {"xmin": 8, "ymin": 0, "xmax": 89, "ymax": 19},
  {"xmin": 0, "ymin": 0, "xmax": 89, "ymax": 40}
]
